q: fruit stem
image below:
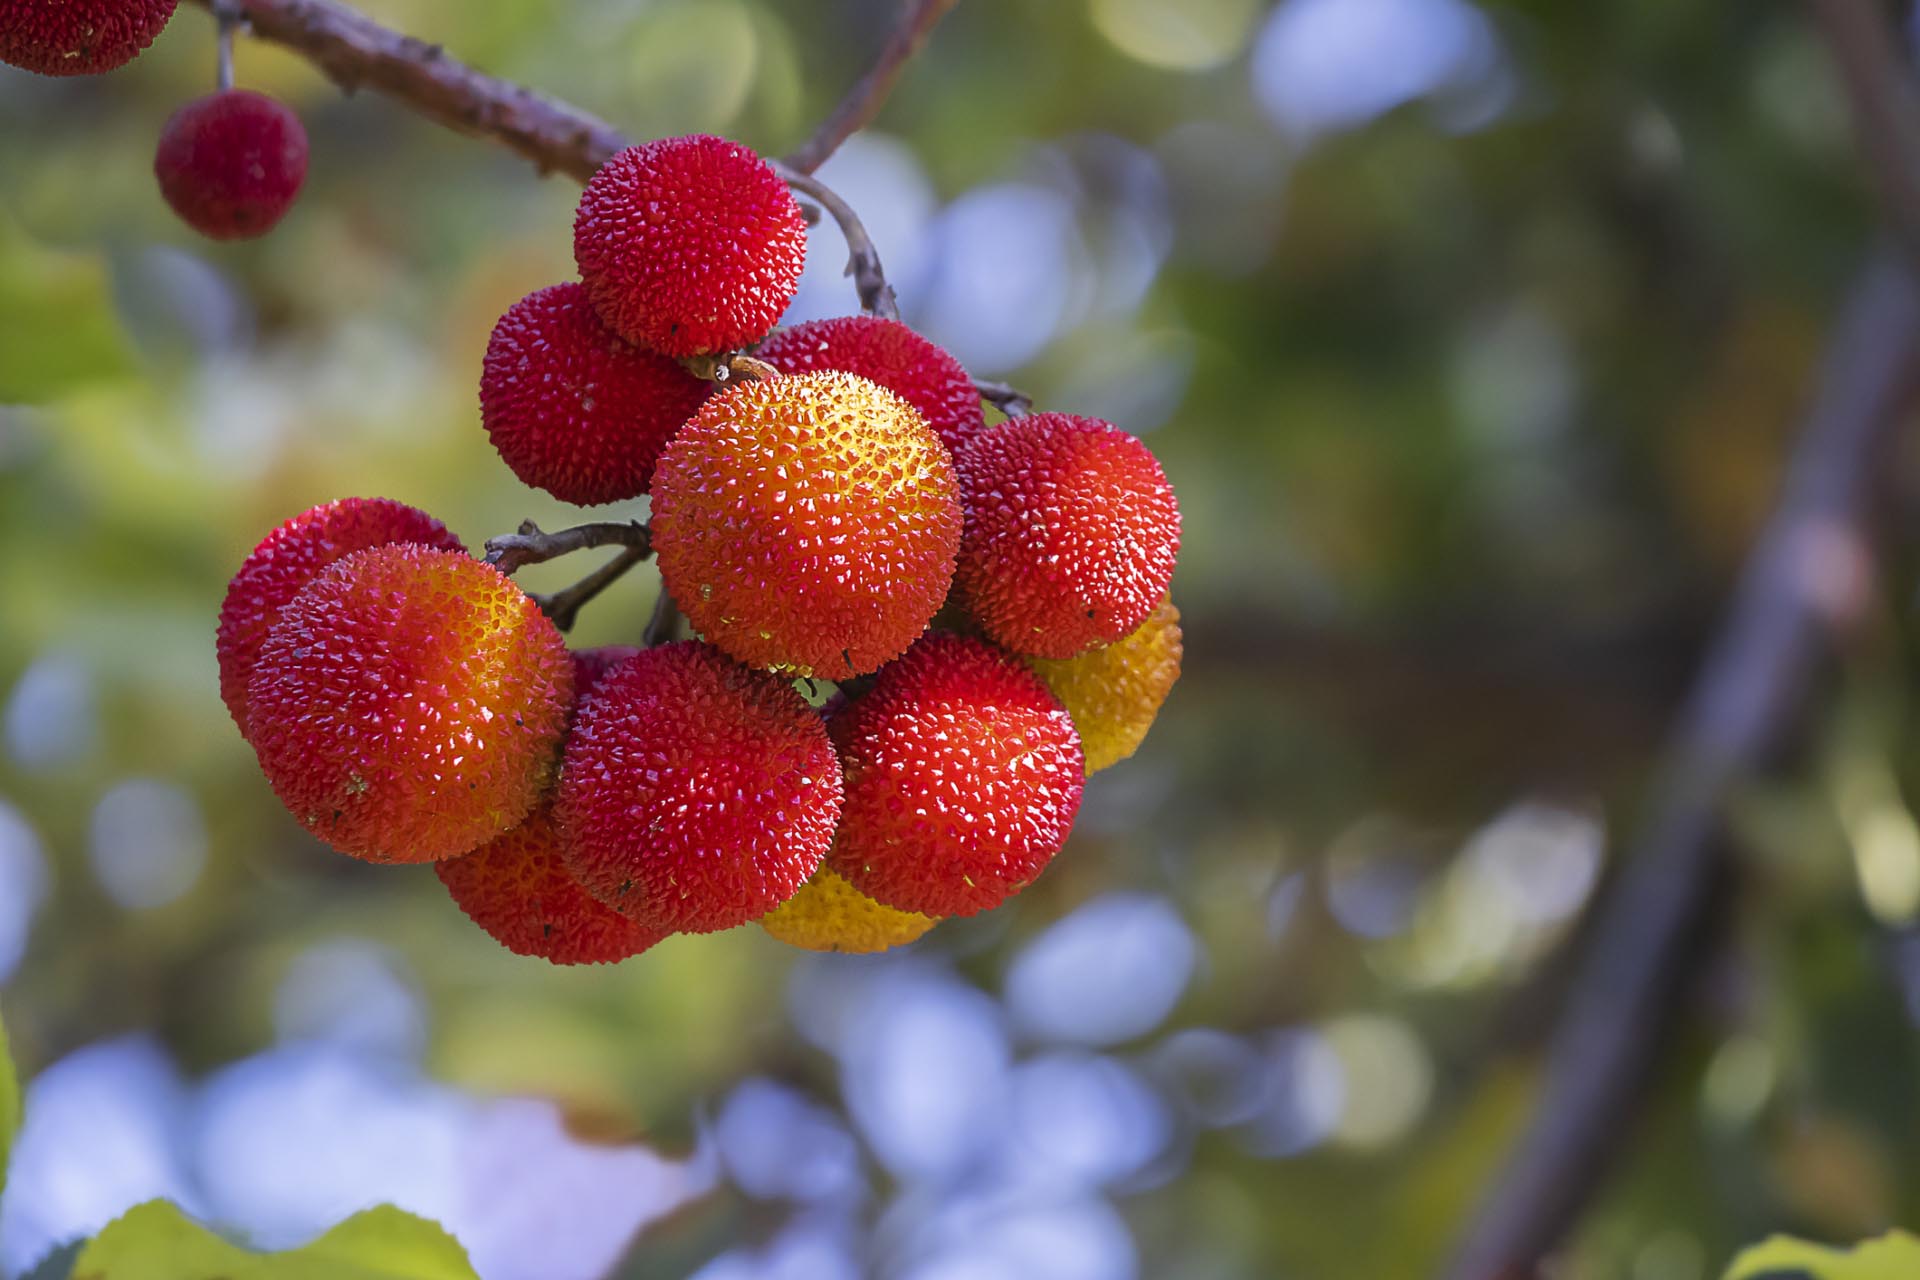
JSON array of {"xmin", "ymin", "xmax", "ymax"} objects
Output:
[
  {"xmin": 643, "ymin": 590, "xmax": 682, "ymax": 647},
  {"xmin": 975, "ymin": 377, "xmax": 1034, "ymax": 419},
  {"xmin": 528, "ymin": 545, "xmax": 650, "ymax": 633},
  {"xmin": 483, "ymin": 519, "xmax": 652, "ymax": 574},
  {"xmin": 213, "ymin": 0, "xmax": 240, "ymax": 90},
  {"xmin": 771, "ymin": 162, "xmax": 901, "ymax": 321}
]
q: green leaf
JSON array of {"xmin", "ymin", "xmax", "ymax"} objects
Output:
[
  {"xmin": 70, "ymin": 1201, "xmax": 478, "ymax": 1280},
  {"xmin": 0, "ymin": 1005, "xmax": 19, "ymax": 1195},
  {"xmin": 1724, "ymin": 1231, "xmax": 1920, "ymax": 1280}
]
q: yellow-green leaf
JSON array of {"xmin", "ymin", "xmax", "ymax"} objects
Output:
[
  {"xmin": 0, "ymin": 1007, "xmax": 18, "ymax": 1195},
  {"xmin": 71, "ymin": 1201, "xmax": 478, "ymax": 1280},
  {"xmin": 1724, "ymin": 1230, "xmax": 1920, "ymax": 1279}
]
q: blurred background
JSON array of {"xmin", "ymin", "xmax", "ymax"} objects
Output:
[{"xmin": 2, "ymin": 0, "xmax": 1918, "ymax": 1276}]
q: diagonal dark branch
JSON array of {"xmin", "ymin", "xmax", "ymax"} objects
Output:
[
  {"xmin": 975, "ymin": 377, "xmax": 1034, "ymax": 418},
  {"xmin": 1441, "ymin": 252, "xmax": 1920, "ymax": 1280},
  {"xmin": 1811, "ymin": 0, "xmax": 1920, "ymax": 272},
  {"xmin": 782, "ymin": 0, "xmax": 963, "ymax": 176}
]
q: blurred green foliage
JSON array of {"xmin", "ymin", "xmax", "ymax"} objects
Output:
[{"xmin": 72, "ymin": 1202, "xmax": 477, "ymax": 1280}]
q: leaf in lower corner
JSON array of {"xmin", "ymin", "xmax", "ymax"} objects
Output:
[
  {"xmin": 1723, "ymin": 1231, "xmax": 1920, "ymax": 1280},
  {"xmin": 0, "ymin": 1005, "xmax": 19, "ymax": 1196},
  {"xmin": 69, "ymin": 1200, "xmax": 479, "ymax": 1280}
]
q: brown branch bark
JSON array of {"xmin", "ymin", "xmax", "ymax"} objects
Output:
[
  {"xmin": 782, "ymin": 0, "xmax": 963, "ymax": 176},
  {"xmin": 1440, "ymin": 251, "xmax": 1920, "ymax": 1280},
  {"xmin": 186, "ymin": 0, "xmax": 627, "ymax": 183},
  {"xmin": 484, "ymin": 519, "xmax": 652, "ymax": 575},
  {"xmin": 530, "ymin": 545, "xmax": 649, "ymax": 633}
]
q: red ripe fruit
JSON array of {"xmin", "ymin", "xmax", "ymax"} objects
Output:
[
  {"xmin": 480, "ymin": 283, "xmax": 711, "ymax": 505},
  {"xmin": 216, "ymin": 497, "xmax": 464, "ymax": 739},
  {"xmin": 437, "ymin": 807, "xmax": 665, "ymax": 965},
  {"xmin": 828, "ymin": 634, "xmax": 1085, "ymax": 917},
  {"xmin": 651, "ymin": 370, "xmax": 962, "ymax": 680},
  {"xmin": 573, "ymin": 135, "xmax": 806, "ymax": 357},
  {"xmin": 247, "ymin": 544, "xmax": 574, "ymax": 864},
  {"xmin": 0, "ymin": 0, "xmax": 176, "ymax": 76},
  {"xmin": 570, "ymin": 645, "xmax": 641, "ymax": 704},
  {"xmin": 154, "ymin": 90, "xmax": 309, "ymax": 241},
  {"xmin": 955, "ymin": 413, "xmax": 1180, "ymax": 659},
  {"xmin": 757, "ymin": 316, "xmax": 986, "ymax": 458},
  {"xmin": 554, "ymin": 641, "xmax": 841, "ymax": 934}
]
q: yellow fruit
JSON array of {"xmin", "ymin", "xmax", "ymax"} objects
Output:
[
  {"xmin": 1027, "ymin": 598, "xmax": 1183, "ymax": 773},
  {"xmin": 759, "ymin": 869, "xmax": 937, "ymax": 954}
]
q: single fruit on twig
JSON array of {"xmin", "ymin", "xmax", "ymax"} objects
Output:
[
  {"xmin": 573, "ymin": 135, "xmax": 807, "ymax": 357},
  {"xmin": 759, "ymin": 867, "xmax": 936, "ymax": 954},
  {"xmin": 216, "ymin": 497, "xmax": 464, "ymax": 739},
  {"xmin": 437, "ymin": 806, "xmax": 666, "ymax": 965},
  {"xmin": 651, "ymin": 370, "xmax": 962, "ymax": 680},
  {"xmin": 154, "ymin": 89, "xmax": 310, "ymax": 241},
  {"xmin": 757, "ymin": 315, "xmax": 986, "ymax": 457},
  {"xmin": 247, "ymin": 544, "xmax": 573, "ymax": 864},
  {"xmin": 0, "ymin": 0, "xmax": 177, "ymax": 76},
  {"xmin": 481, "ymin": 283, "xmax": 711, "ymax": 505},
  {"xmin": 955, "ymin": 412, "xmax": 1180, "ymax": 659},
  {"xmin": 1028, "ymin": 597, "xmax": 1183, "ymax": 773},
  {"xmin": 554, "ymin": 641, "xmax": 842, "ymax": 934},
  {"xmin": 829, "ymin": 633, "xmax": 1084, "ymax": 917}
]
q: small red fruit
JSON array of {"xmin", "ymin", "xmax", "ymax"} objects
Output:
[
  {"xmin": 247, "ymin": 544, "xmax": 573, "ymax": 864},
  {"xmin": 829, "ymin": 634, "xmax": 1084, "ymax": 917},
  {"xmin": 216, "ymin": 497, "xmax": 464, "ymax": 739},
  {"xmin": 757, "ymin": 316, "xmax": 985, "ymax": 458},
  {"xmin": 573, "ymin": 135, "xmax": 806, "ymax": 357},
  {"xmin": 480, "ymin": 283, "xmax": 711, "ymax": 505},
  {"xmin": 437, "ymin": 807, "xmax": 666, "ymax": 965},
  {"xmin": 651, "ymin": 370, "xmax": 962, "ymax": 680},
  {"xmin": 0, "ymin": 0, "xmax": 177, "ymax": 76},
  {"xmin": 155, "ymin": 90, "xmax": 309, "ymax": 241},
  {"xmin": 555, "ymin": 641, "xmax": 842, "ymax": 934},
  {"xmin": 955, "ymin": 413, "xmax": 1180, "ymax": 659}
]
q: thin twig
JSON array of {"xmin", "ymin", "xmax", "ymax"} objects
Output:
[
  {"xmin": 772, "ymin": 161, "xmax": 901, "ymax": 320},
  {"xmin": 643, "ymin": 590, "xmax": 682, "ymax": 648},
  {"xmin": 484, "ymin": 519, "xmax": 652, "ymax": 575},
  {"xmin": 212, "ymin": 0, "xmax": 239, "ymax": 91},
  {"xmin": 975, "ymin": 377, "xmax": 1034, "ymax": 418},
  {"xmin": 184, "ymin": 0, "xmax": 627, "ymax": 183},
  {"xmin": 1811, "ymin": 0, "xmax": 1920, "ymax": 272},
  {"xmin": 783, "ymin": 0, "xmax": 963, "ymax": 175},
  {"xmin": 531, "ymin": 546, "xmax": 649, "ymax": 633},
  {"xmin": 1441, "ymin": 251, "xmax": 1920, "ymax": 1280}
]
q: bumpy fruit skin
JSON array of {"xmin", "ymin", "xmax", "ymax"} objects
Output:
[
  {"xmin": 554, "ymin": 641, "xmax": 842, "ymax": 933},
  {"xmin": 651, "ymin": 370, "xmax": 961, "ymax": 680},
  {"xmin": 247, "ymin": 544, "xmax": 574, "ymax": 864},
  {"xmin": 759, "ymin": 868, "xmax": 936, "ymax": 954},
  {"xmin": 955, "ymin": 413, "xmax": 1180, "ymax": 659},
  {"xmin": 570, "ymin": 645, "xmax": 641, "ymax": 705},
  {"xmin": 216, "ymin": 497, "xmax": 464, "ymax": 739},
  {"xmin": 573, "ymin": 136, "xmax": 806, "ymax": 357},
  {"xmin": 154, "ymin": 90, "xmax": 309, "ymax": 241},
  {"xmin": 828, "ymin": 634, "xmax": 1084, "ymax": 917},
  {"xmin": 437, "ymin": 807, "xmax": 665, "ymax": 965},
  {"xmin": 0, "ymin": 0, "xmax": 176, "ymax": 75},
  {"xmin": 1028, "ymin": 598, "xmax": 1182, "ymax": 774},
  {"xmin": 480, "ymin": 283, "xmax": 710, "ymax": 505},
  {"xmin": 757, "ymin": 316, "xmax": 986, "ymax": 458}
]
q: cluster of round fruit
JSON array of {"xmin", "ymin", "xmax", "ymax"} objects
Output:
[
  {"xmin": 217, "ymin": 131, "xmax": 1183, "ymax": 962},
  {"xmin": 1, "ymin": 0, "xmax": 308, "ymax": 239}
]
